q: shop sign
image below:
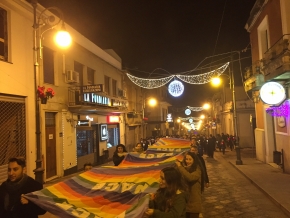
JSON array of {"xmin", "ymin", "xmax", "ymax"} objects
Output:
[
  {"xmin": 82, "ymin": 85, "xmax": 103, "ymax": 93},
  {"xmin": 77, "ymin": 120, "xmax": 90, "ymax": 127},
  {"xmin": 107, "ymin": 116, "xmax": 119, "ymax": 123},
  {"xmin": 167, "ymin": 114, "xmax": 173, "ymax": 122},
  {"xmin": 260, "ymin": 82, "xmax": 286, "ymax": 105},
  {"xmin": 100, "ymin": 124, "xmax": 108, "ymax": 141},
  {"xmin": 83, "ymin": 93, "xmax": 110, "ymax": 105}
]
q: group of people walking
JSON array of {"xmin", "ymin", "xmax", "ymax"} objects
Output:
[{"xmin": 0, "ymin": 135, "xmax": 214, "ymax": 218}]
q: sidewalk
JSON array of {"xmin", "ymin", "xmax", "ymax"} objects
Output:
[{"xmin": 223, "ymin": 147, "xmax": 290, "ymax": 217}]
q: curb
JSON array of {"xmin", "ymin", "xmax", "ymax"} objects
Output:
[{"xmin": 229, "ymin": 161, "xmax": 290, "ymax": 218}]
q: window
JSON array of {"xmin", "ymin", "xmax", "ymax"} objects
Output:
[
  {"xmin": 0, "ymin": 8, "xmax": 8, "ymax": 61},
  {"xmin": 43, "ymin": 46, "xmax": 54, "ymax": 84},
  {"xmin": 76, "ymin": 130, "xmax": 94, "ymax": 157},
  {"xmin": 112, "ymin": 79, "xmax": 117, "ymax": 96},
  {"xmin": 74, "ymin": 61, "xmax": 83, "ymax": 85},
  {"xmin": 104, "ymin": 76, "xmax": 110, "ymax": 94},
  {"xmin": 87, "ymin": 67, "xmax": 95, "ymax": 85},
  {"xmin": 257, "ymin": 16, "xmax": 269, "ymax": 59}
]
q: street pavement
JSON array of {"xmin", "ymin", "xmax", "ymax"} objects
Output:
[
  {"xmin": 40, "ymin": 147, "xmax": 290, "ymax": 218},
  {"xmin": 201, "ymin": 148, "xmax": 289, "ymax": 218}
]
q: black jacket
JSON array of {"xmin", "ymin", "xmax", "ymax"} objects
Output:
[{"xmin": 0, "ymin": 176, "xmax": 46, "ymax": 218}]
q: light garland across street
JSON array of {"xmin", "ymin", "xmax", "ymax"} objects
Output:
[
  {"xmin": 187, "ymin": 106, "xmax": 204, "ymax": 111},
  {"xmin": 126, "ymin": 62, "xmax": 229, "ymax": 89}
]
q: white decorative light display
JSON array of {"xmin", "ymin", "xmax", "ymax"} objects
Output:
[
  {"xmin": 168, "ymin": 80, "xmax": 184, "ymax": 97},
  {"xmin": 189, "ymin": 118, "xmax": 193, "ymax": 123},
  {"xmin": 180, "ymin": 117, "xmax": 200, "ymax": 121},
  {"xmin": 185, "ymin": 109, "xmax": 191, "ymax": 115},
  {"xmin": 187, "ymin": 106, "xmax": 204, "ymax": 111},
  {"xmin": 126, "ymin": 62, "xmax": 229, "ymax": 89},
  {"xmin": 260, "ymin": 82, "xmax": 286, "ymax": 105},
  {"xmin": 127, "ymin": 74, "xmax": 174, "ymax": 89},
  {"xmin": 176, "ymin": 62, "xmax": 229, "ymax": 84}
]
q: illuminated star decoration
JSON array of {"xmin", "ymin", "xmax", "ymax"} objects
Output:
[{"xmin": 126, "ymin": 62, "xmax": 229, "ymax": 89}]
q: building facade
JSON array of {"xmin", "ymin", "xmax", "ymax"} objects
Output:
[
  {"xmin": 208, "ymin": 86, "xmax": 255, "ymax": 147},
  {"xmin": 0, "ymin": 0, "xmax": 128, "ymax": 182},
  {"xmin": 244, "ymin": 0, "xmax": 290, "ymax": 172}
]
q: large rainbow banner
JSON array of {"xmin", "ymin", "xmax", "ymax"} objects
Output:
[{"xmin": 25, "ymin": 138, "xmax": 191, "ymax": 217}]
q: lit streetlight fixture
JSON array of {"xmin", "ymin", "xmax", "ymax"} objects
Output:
[
  {"xmin": 31, "ymin": 0, "xmax": 72, "ymax": 183},
  {"xmin": 203, "ymin": 103, "xmax": 210, "ymax": 110},
  {"xmin": 148, "ymin": 98, "xmax": 157, "ymax": 107}
]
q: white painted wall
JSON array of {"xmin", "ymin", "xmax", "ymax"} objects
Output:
[
  {"xmin": 0, "ymin": 0, "xmax": 36, "ymax": 177},
  {"xmin": 255, "ymin": 128, "xmax": 266, "ymax": 162}
]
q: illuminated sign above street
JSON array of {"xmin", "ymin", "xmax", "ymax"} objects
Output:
[
  {"xmin": 107, "ymin": 116, "xmax": 119, "ymax": 123},
  {"xmin": 260, "ymin": 82, "xmax": 286, "ymax": 105}
]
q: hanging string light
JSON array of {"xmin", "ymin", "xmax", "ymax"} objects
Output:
[
  {"xmin": 176, "ymin": 62, "xmax": 229, "ymax": 84},
  {"xmin": 126, "ymin": 62, "xmax": 229, "ymax": 89},
  {"xmin": 126, "ymin": 74, "xmax": 174, "ymax": 89},
  {"xmin": 179, "ymin": 117, "xmax": 201, "ymax": 121},
  {"xmin": 187, "ymin": 106, "xmax": 204, "ymax": 111},
  {"xmin": 266, "ymin": 100, "xmax": 289, "ymax": 117}
]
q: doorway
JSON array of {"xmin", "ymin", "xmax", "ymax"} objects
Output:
[{"xmin": 45, "ymin": 112, "xmax": 57, "ymax": 178}]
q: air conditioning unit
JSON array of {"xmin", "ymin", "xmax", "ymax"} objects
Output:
[
  {"xmin": 66, "ymin": 70, "xmax": 79, "ymax": 83},
  {"xmin": 118, "ymin": 89, "xmax": 127, "ymax": 98}
]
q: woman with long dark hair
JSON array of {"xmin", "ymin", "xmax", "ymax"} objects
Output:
[
  {"xmin": 176, "ymin": 152, "xmax": 205, "ymax": 218},
  {"xmin": 145, "ymin": 167, "xmax": 188, "ymax": 217},
  {"xmin": 112, "ymin": 144, "xmax": 128, "ymax": 166}
]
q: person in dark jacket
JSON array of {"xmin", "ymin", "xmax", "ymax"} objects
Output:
[
  {"xmin": 112, "ymin": 144, "xmax": 128, "ymax": 166},
  {"xmin": 0, "ymin": 157, "xmax": 46, "ymax": 218}
]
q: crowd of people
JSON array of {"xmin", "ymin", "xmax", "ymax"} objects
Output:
[{"xmin": 0, "ymin": 133, "xmax": 237, "ymax": 217}]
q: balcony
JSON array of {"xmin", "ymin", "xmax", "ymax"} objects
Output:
[
  {"xmin": 262, "ymin": 34, "xmax": 290, "ymax": 81},
  {"xmin": 243, "ymin": 60, "xmax": 265, "ymax": 92},
  {"xmin": 68, "ymin": 85, "xmax": 128, "ymax": 114}
]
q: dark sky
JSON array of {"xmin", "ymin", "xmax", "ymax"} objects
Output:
[{"xmin": 37, "ymin": 0, "xmax": 256, "ymax": 107}]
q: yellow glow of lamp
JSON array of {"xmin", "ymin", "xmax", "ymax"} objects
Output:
[
  {"xmin": 203, "ymin": 103, "xmax": 210, "ymax": 110},
  {"xmin": 211, "ymin": 77, "xmax": 221, "ymax": 86},
  {"xmin": 148, "ymin": 98, "xmax": 157, "ymax": 107},
  {"xmin": 54, "ymin": 30, "xmax": 72, "ymax": 48}
]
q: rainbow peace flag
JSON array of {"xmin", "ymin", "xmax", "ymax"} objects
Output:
[{"xmin": 25, "ymin": 138, "xmax": 190, "ymax": 217}]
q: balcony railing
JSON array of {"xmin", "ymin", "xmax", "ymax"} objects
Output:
[
  {"xmin": 243, "ymin": 61, "xmax": 265, "ymax": 92},
  {"xmin": 261, "ymin": 34, "xmax": 290, "ymax": 79}
]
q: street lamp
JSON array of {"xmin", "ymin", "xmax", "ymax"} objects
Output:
[
  {"xmin": 31, "ymin": 0, "xmax": 72, "ymax": 183},
  {"xmin": 142, "ymin": 96, "xmax": 157, "ymax": 138},
  {"xmin": 211, "ymin": 58, "xmax": 243, "ymax": 165}
]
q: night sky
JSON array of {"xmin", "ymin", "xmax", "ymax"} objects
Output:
[{"xmin": 37, "ymin": 0, "xmax": 256, "ymax": 107}]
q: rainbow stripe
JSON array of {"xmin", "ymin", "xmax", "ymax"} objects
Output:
[{"xmin": 25, "ymin": 138, "xmax": 190, "ymax": 217}]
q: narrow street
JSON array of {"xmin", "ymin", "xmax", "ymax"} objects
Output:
[{"xmin": 201, "ymin": 150, "xmax": 287, "ymax": 218}]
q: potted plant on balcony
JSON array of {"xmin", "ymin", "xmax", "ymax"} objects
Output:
[{"xmin": 37, "ymin": 86, "xmax": 55, "ymax": 104}]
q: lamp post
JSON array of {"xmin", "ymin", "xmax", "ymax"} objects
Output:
[
  {"xmin": 202, "ymin": 103, "xmax": 211, "ymax": 137},
  {"xmin": 31, "ymin": 0, "xmax": 72, "ymax": 183},
  {"xmin": 211, "ymin": 54, "xmax": 243, "ymax": 165},
  {"xmin": 142, "ymin": 95, "xmax": 157, "ymax": 138},
  {"xmin": 177, "ymin": 118, "xmax": 181, "ymax": 135}
]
